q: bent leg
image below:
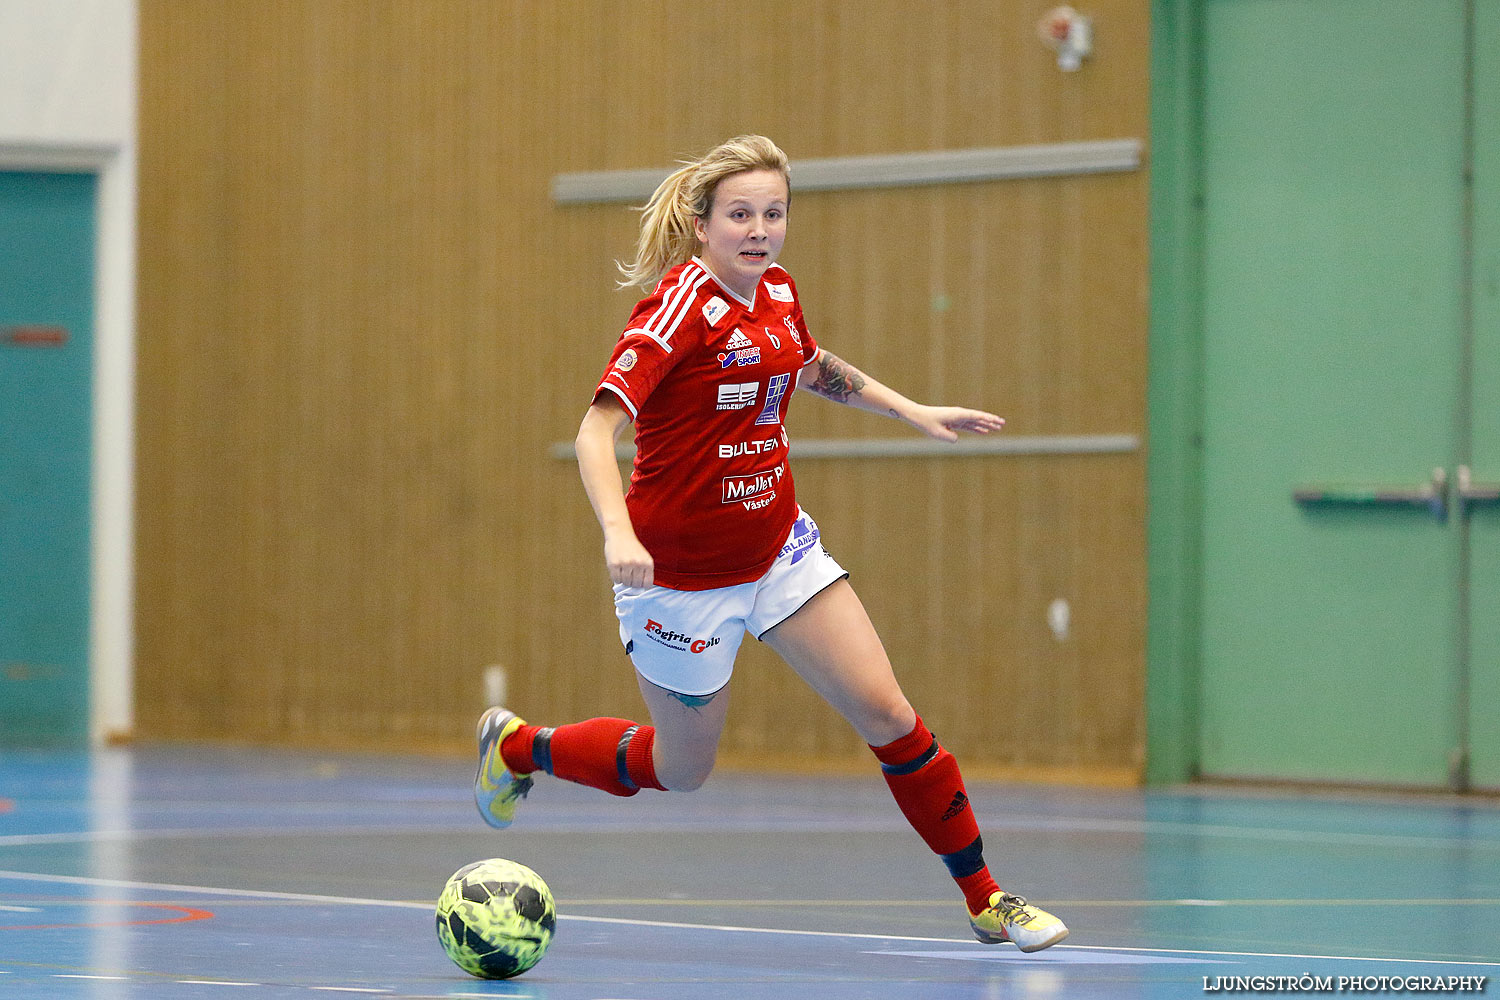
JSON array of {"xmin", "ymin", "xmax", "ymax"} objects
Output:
[
  {"xmin": 499, "ymin": 575, "xmax": 745, "ymax": 797},
  {"xmin": 635, "ymin": 672, "xmax": 730, "ymax": 791},
  {"xmin": 495, "ymin": 673, "xmax": 729, "ymax": 796},
  {"xmin": 501, "ymin": 714, "xmax": 663, "ymax": 797}
]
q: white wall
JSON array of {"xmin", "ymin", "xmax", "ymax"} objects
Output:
[
  {"xmin": 0, "ymin": 0, "xmax": 138, "ymax": 743},
  {"xmin": 0, "ymin": 0, "xmax": 135, "ymax": 149}
]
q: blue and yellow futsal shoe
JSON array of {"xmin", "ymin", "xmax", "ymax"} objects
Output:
[
  {"xmin": 474, "ymin": 707, "xmax": 533, "ymax": 829},
  {"xmin": 968, "ymin": 892, "xmax": 1069, "ymax": 952}
]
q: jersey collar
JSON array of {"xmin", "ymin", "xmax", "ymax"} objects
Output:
[{"xmin": 692, "ymin": 256, "xmax": 758, "ymax": 310}]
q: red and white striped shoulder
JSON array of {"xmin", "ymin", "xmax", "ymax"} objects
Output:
[{"xmin": 630, "ymin": 260, "xmax": 715, "ymax": 353}]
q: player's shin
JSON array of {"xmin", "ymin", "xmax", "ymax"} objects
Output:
[
  {"xmin": 505, "ymin": 717, "xmax": 667, "ymax": 796},
  {"xmin": 869, "ymin": 716, "xmax": 1001, "ymax": 915}
]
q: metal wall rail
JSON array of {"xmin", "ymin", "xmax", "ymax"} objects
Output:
[
  {"xmin": 550, "ymin": 433, "xmax": 1140, "ymax": 462},
  {"xmin": 552, "ymin": 139, "xmax": 1143, "ymax": 204}
]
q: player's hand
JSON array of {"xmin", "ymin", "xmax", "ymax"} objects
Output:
[
  {"xmin": 604, "ymin": 532, "xmax": 655, "ymax": 588},
  {"xmin": 907, "ymin": 404, "xmax": 1006, "ymax": 443}
]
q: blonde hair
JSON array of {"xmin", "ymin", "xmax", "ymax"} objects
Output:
[{"xmin": 616, "ymin": 135, "xmax": 790, "ymax": 291}]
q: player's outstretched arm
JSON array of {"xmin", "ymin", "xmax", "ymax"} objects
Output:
[
  {"xmin": 797, "ymin": 348, "xmax": 1005, "ymax": 443},
  {"xmin": 576, "ymin": 397, "xmax": 654, "ymax": 588}
]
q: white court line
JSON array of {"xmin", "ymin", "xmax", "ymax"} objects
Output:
[
  {"xmin": 557, "ymin": 914, "xmax": 1500, "ymax": 968},
  {"xmin": 2, "ymin": 869, "xmax": 1497, "ymax": 970},
  {"xmin": 3, "ymin": 810, "xmax": 1498, "ymax": 851},
  {"xmin": 0, "ymin": 824, "xmax": 477, "ymax": 848},
  {"xmin": 3, "ymin": 816, "xmax": 1495, "ymax": 852},
  {"xmin": 0, "ymin": 869, "xmax": 436, "ymax": 908},
  {"xmin": 1042, "ymin": 818, "xmax": 1500, "ymax": 852}
]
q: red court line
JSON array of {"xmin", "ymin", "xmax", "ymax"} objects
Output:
[{"xmin": 0, "ymin": 901, "xmax": 214, "ymax": 931}]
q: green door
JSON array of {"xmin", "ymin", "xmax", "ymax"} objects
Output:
[
  {"xmin": 1471, "ymin": 0, "xmax": 1500, "ymax": 790},
  {"xmin": 1198, "ymin": 0, "xmax": 1496, "ymax": 787},
  {"xmin": 0, "ymin": 171, "xmax": 96, "ymax": 746}
]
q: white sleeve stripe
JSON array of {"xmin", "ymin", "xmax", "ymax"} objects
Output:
[
  {"xmin": 595, "ymin": 381, "xmax": 638, "ymax": 419},
  {"xmin": 642, "ymin": 270, "xmax": 697, "ymax": 343},
  {"xmin": 640, "ymin": 264, "xmax": 708, "ymax": 348},
  {"xmin": 640, "ymin": 268, "xmax": 694, "ymax": 335},
  {"xmin": 660, "ymin": 270, "xmax": 710, "ymax": 341},
  {"xmin": 631, "ymin": 326, "xmax": 674, "ymax": 353}
]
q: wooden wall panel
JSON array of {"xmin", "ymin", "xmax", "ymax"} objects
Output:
[{"xmin": 136, "ymin": 0, "xmax": 1148, "ymax": 782}]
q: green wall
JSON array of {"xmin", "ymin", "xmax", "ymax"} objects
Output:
[{"xmin": 1146, "ymin": 0, "xmax": 1205, "ymax": 784}]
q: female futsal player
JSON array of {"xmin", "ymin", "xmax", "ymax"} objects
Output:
[{"xmin": 476, "ymin": 135, "xmax": 1067, "ymax": 951}]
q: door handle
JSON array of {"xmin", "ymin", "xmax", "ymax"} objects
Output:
[
  {"xmin": 1457, "ymin": 465, "xmax": 1500, "ymax": 516},
  {"xmin": 1293, "ymin": 467, "xmax": 1449, "ymax": 521}
]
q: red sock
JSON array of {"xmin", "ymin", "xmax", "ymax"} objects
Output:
[
  {"xmin": 871, "ymin": 716, "xmax": 1001, "ymax": 914},
  {"xmin": 502, "ymin": 718, "xmax": 666, "ymax": 796}
]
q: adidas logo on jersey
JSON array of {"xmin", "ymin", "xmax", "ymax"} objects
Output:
[{"xmin": 725, "ymin": 329, "xmax": 753, "ymax": 350}]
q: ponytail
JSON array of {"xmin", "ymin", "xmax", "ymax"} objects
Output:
[{"xmin": 616, "ymin": 135, "xmax": 790, "ymax": 291}]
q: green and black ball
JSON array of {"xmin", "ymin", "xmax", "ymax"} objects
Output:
[{"xmin": 435, "ymin": 858, "xmax": 556, "ymax": 979}]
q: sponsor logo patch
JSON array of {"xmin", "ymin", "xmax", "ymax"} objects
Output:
[
  {"xmin": 643, "ymin": 619, "xmax": 721, "ymax": 654},
  {"xmin": 754, "ymin": 372, "xmax": 792, "ymax": 426},
  {"xmin": 721, "ymin": 464, "xmax": 784, "ymax": 508},
  {"xmin": 777, "ymin": 515, "xmax": 821, "ymax": 565},
  {"xmin": 716, "ymin": 383, "xmax": 759, "ymax": 410},
  {"xmin": 718, "ymin": 436, "xmax": 780, "ymax": 459},
  {"xmin": 766, "ymin": 282, "xmax": 794, "ymax": 303},
  {"xmin": 702, "ymin": 296, "xmax": 730, "ymax": 326},
  {"xmin": 718, "ymin": 347, "xmax": 762, "ymax": 368},
  {"xmin": 615, "ymin": 348, "xmax": 638, "ymax": 372}
]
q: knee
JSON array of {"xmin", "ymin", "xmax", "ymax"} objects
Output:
[
  {"xmin": 659, "ymin": 763, "xmax": 714, "ymax": 792},
  {"xmin": 662, "ymin": 771, "xmax": 711, "ymax": 792},
  {"xmin": 860, "ymin": 698, "xmax": 918, "ymax": 747},
  {"xmin": 654, "ymin": 749, "xmax": 716, "ymax": 792}
]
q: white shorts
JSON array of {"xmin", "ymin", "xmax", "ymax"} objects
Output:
[{"xmin": 612, "ymin": 508, "xmax": 849, "ymax": 696}]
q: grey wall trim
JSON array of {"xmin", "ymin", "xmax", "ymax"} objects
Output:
[
  {"xmin": 552, "ymin": 139, "xmax": 1143, "ymax": 204},
  {"xmin": 551, "ymin": 433, "xmax": 1140, "ymax": 462},
  {"xmin": 0, "ymin": 142, "xmax": 114, "ymax": 171}
]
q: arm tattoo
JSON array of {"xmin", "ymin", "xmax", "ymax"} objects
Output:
[{"xmin": 807, "ymin": 352, "xmax": 867, "ymax": 404}]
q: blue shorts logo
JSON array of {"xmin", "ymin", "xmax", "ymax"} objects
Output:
[{"xmin": 779, "ymin": 516, "xmax": 820, "ymax": 565}]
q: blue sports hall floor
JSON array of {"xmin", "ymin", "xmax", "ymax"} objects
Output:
[{"xmin": 0, "ymin": 745, "xmax": 1496, "ymax": 999}]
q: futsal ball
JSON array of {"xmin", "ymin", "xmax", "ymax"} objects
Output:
[{"xmin": 435, "ymin": 858, "xmax": 556, "ymax": 979}]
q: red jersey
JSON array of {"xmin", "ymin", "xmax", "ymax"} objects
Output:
[{"xmin": 593, "ymin": 257, "xmax": 820, "ymax": 590}]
